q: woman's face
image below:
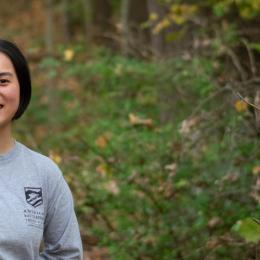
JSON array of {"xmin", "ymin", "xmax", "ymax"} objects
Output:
[{"xmin": 0, "ymin": 52, "xmax": 20, "ymax": 128}]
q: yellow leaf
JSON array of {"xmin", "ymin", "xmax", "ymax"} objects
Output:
[
  {"xmin": 169, "ymin": 14, "xmax": 185, "ymax": 25},
  {"xmin": 153, "ymin": 18, "xmax": 171, "ymax": 34},
  {"xmin": 240, "ymin": 7, "xmax": 252, "ymax": 19},
  {"xmin": 64, "ymin": 174, "xmax": 73, "ymax": 185},
  {"xmin": 64, "ymin": 49, "xmax": 74, "ymax": 61},
  {"xmin": 149, "ymin": 12, "xmax": 159, "ymax": 21},
  {"xmin": 234, "ymin": 99, "xmax": 248, "ymax": 112},
  {"xmin": 170, "ymin": 4, "xmax": 180, "ymax": 13},
  {"xmin": 49, "ymin": 150, "xmax": 62, "ymax": 165}
]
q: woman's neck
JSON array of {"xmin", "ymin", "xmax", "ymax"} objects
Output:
[{"xmin": 0, "ymin": 125, "xmax": 15, "ymax": 155}]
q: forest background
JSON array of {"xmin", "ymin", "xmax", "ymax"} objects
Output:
[{"xmin": 1, "ymin": 0, "xmax": 260, "ymax": 259}]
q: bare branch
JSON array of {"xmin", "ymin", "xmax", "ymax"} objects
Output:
[
  {"xmin": 224, "ymin": 46, "xmax": 247, "ymax": 81},
  {"xmin": 242, "ymin": 38, "xmax": 257, "ymax": 77},
  {"xmin": 233, "ymin": 77, "xmax": 260, "ymax": 86},
  {"xmin": 252, "ymin": 218, "xmax": 260, "ymax": 226},
  {"xmin": 235, "ymin": 91, "xmax": 260, "ymax": 110}
]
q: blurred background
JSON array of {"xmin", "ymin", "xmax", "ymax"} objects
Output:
[{"xmin": 1, "ymin": 0, "xmax": 260, "ymax": 259}]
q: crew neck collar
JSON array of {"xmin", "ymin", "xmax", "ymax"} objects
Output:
[{"xmin": 0, "ymin": 140, "xmax": 21, "ymax": 165}]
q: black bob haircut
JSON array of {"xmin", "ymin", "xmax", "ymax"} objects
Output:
[{"xmin": 0, "ymin": 39, "xmax": 31, "ymax": 120}]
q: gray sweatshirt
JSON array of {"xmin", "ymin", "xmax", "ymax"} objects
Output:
[{"xmin": 0, "ymin": 141, "xmax": 83, "ymax": 259}]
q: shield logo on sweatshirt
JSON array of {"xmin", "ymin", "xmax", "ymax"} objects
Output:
[{"xmin": 24, "ymin": 187, "xmax": 43, "ymax": 208}]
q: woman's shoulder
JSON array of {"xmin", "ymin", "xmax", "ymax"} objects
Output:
[{"xmin": 18, "ymin": 141, "xmax": 63, "ymax": 180}]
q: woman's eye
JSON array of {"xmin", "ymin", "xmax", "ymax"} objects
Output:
[{"xmin": 0, "ymin": 79, "xmax": 9, "ymax": 84}]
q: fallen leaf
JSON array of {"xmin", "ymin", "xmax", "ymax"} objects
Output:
[
  {"xmin": 104, "ymin": 180, "xmax": 120, "ymax": 195},
  {"xmin": 208, "ymin": 217, "xmax": 222, "ymax": 229},
  {"xmin": 206, "ymin": 238, "xmax": 219, "ymax": 250},
  {"xmin": 234, "ymin": 99, "xmax": 248, "ymax": 113},
  {"xmin": 95, "ymin": 136, "xmax": 107, "ymax": 149},
  {"xmin": 250, "ymin": 178, "xmax": 260, "ymax": 203},
  {"xmin": 96, "ymin": 163, "xmax": 107, "ymax": 177},
  {"xmin": 179, "ymin": 116, "xmax": 199, "ymax": 135},
  {"xmin": 222, "ymin": 172, "xmax": 239, "ymax": 183},
  {"xmin": 252, "ymin": 165, "xmax": 260, "ymax": 176},
  {"xmin": 95, "ymin": 132, "xmax": 112, "ymax": 149},
  {"xmin": 164, "ymin": 163, "xmax": 177, "ymax": 178},
  {"xmin": 128, "ymin": 113, "xmax": 153, "ymax": 127},
  {"xmin": 49, "ymin": 150, "xmax": 62, "ymax": 165},
  {"xmin": 64, "ymin": 174, "xmax": 73, "ymax": 185},
  {"xmin": 232, "ymin": 218, "xmax": 260, "ymax": 243}
]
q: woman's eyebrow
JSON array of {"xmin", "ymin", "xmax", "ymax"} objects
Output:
[{"xmin": 0, "ymin": 72, "xmax": 13, "ymax": 77}]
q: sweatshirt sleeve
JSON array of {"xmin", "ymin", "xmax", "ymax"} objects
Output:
[{"xmin": 39, "ymin": 163, "xmax": 83, "ymax": 260}]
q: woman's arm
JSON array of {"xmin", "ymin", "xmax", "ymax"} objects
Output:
[{"xmin": 39, "ymin": 175, "xmax": 83, "ymax": 259}]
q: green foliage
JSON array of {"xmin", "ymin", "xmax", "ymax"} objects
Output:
[
  {"xmin": 158, "ymin": 0, "xmax": 260, "ymax": 20},
  {"xmin": 39, "ymin": 57, "xmax": 61, "ymax": 79},
  {"xmin": 209, "ymin": 0, "xmax": 260, "ymax": 19},
  {"xmin": 232, "ymin": 218, "xmax": 260, "ymax": 243},
  {"xmin": 3, "ymin": 0, "xmax": 260, "ymax": 257},
  {"xmin": 250, "ymin": 42, "xmax": 260, "ymax": 53},
  {"xmin": 16, "ymin": 48, "xmax": 260, "ymax": 259}
]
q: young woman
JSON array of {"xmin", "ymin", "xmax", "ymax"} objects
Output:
[{"xmin": 0, "ymin": 39, "xmax": 83, "ymax": 259}]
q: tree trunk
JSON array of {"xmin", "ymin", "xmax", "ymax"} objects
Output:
[
  {"xmin": 62, "ymin": 0, "xmax": 71, "ymax": 43},
  {"xmin": 121, "ymin": 0, "xmax": 150, "ymax": 57},
  {"xmin": 121, "ymin": 0, "xmax": 131, "ymax": 55},
  {"xmin": 91, "ymin": 0, "xmax": 113, "ymax": 47},
  {"xmin": 44, "ymin": 0, "xmax": 58, "ymax": 128},
  {"xmin": 147, "ymin": 0, "xmax": 166, "ymax": 58},
  {"xmin": 81, "ymin": 0, "xmax": 93, "ymax": 44},
  {"xmin": 45, "ymin": 0, "xmax": 54, "ymax": 54}
]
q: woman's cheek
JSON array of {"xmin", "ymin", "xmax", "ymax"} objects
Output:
[{"xmin": 6, "ymin": 86, "xmax": 20, "ymax": 114}]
